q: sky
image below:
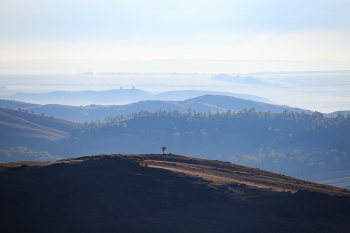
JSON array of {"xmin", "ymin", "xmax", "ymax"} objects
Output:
[{"xmin": 0, "ymin": 0, "xmax": 350, "ymax": 73}]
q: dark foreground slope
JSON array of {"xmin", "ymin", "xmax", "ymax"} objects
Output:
[{"xmin": 1, "ymin": 154, "xmax": 350, "ymax": 233}]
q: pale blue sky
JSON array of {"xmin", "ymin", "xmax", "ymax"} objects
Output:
[{"xmin": 0, "ymin": 0, "xmax": 349, "ymax": 71}]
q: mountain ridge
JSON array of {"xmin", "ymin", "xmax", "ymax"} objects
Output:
[
  {"xmin": 0, "ymin": 89, "xmax": 273, "ymax": 105},
  {"xmin": 0, "ymin": 94, "xmax": 311, "ymax": 123}
]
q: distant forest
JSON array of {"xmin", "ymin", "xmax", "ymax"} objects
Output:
[{"xmin": 70, "ymin": 108, "xmax": 350, "ymax": 177}]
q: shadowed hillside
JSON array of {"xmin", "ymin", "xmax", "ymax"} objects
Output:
[
  {"xmin": 0, "ymin": 154, "xmax": 349, "ymax": 233},
  {"xmin": 70, "ymin": 109, "xmax": 350, "ymax": 180},
  {"xmin": 0, "ymin": 107, "xmax": 80, "ymax": 150},
  {"xmin": 1, "ymin": 105, "xmax": 349, "ymax": 187}
]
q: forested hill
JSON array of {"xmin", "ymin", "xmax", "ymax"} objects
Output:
[
  {"xmin": 1, "ymin": 103, "xmax": 349, "ymax": 182},
  {"xmin": 70, "ymin": 108, "xmax": 350, "ymax": 179}
]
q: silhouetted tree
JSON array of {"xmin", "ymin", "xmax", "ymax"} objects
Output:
[{"xmin": 161, "ymin": 147, "xmax": 166, "ymax": 154}]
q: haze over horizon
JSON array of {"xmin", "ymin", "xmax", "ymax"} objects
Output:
[
  {"xmin": 1, "ymin": 1, "xmax": 350, "ymax": 112},
  {"xmin": 1, "ymin": 0, "xmax": 350, "ymax": 73}
]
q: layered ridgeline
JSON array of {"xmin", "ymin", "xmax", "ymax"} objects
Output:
[
  {"xmin": 1, "ymin": 101, "xmax": 349, "ymax": 186},
  {"xmin": 1, "ymin": 94, "xmax": 347, "ymax": 124},
  {"xmin": 0, "ymin": 95, "xmax": 310, "ymax": 123},
  {"xmin": 1, "ymin": 154, "xmax": 349, "ymax": 233},
  {"xmin": 0, "ymin": 96, "xmax": 350, "ymax": 187},
  {"xmin": 0, "ymin": 89, "xmax": 273, "ymax": 106},
  {"xmin": 70, "ymin": 109, "xmax": 350, "ymax": 179}
]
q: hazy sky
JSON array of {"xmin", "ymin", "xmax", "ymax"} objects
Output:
[
  {"xmin": 1, "ymin": 0, "xmax": 349, "ymax": 67},
  {"xmin": 1, "ymin": 1, "xmax": 350, "ymax": 114}
]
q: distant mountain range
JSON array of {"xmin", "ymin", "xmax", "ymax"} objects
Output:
[
  {"xmin": 0, "ymin": 89, "xmax": 273, "ymax": 105},
  {"xmin": 1, "ymin": 95, "xmax": 312, "ymax": 123}
]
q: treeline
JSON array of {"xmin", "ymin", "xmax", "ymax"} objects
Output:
[
  {"xmin": 70, "ymin": 108, "xmax": 350, "ymax": 177},
  {"xmin": 0, "ymin": 146, "xmax": 60, "ymax": 162}
]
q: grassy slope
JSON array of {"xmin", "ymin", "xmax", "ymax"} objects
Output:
[
  {"xmin": 0, "ymin": 154, "xmax": 349, "ymax": 233},
  {"xmin": 0, "ymin": 107, "xmax": 80, "ymax": 149}
]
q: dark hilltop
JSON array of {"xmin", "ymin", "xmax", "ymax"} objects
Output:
[{"xmin": 1, "ymin": 153, "xmax": 350, "ymax": 233}]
